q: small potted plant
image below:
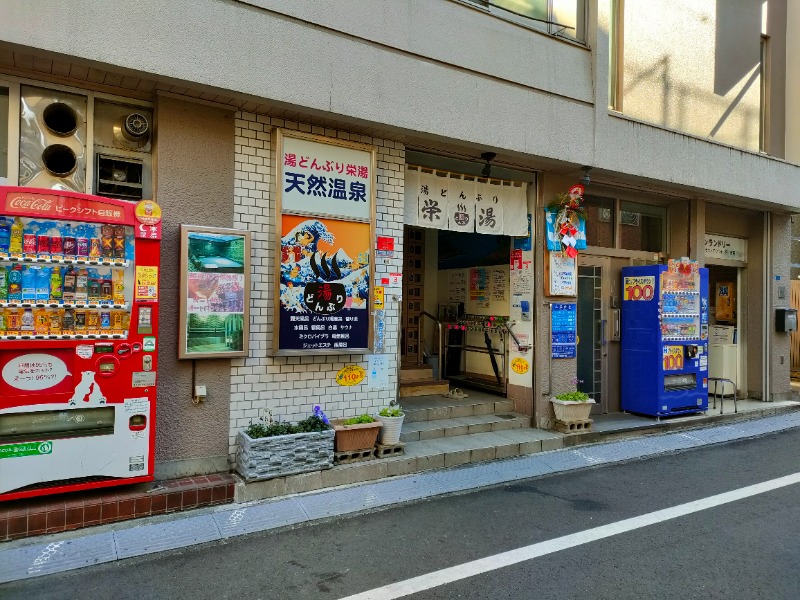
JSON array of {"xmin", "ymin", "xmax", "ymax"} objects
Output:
[
  {"xmin": 235, "ymin": 408, "xmax": 334, "ymax": 482},
  {"xmin": 330, "ymin": 413, "xmax": 382, "ymax": 453},
  {"xmin": 550, "ymin": 382, "xmax": 595, "ymax": 423},
  {"xmin": 375, "ymin": 402, "xmax": 405, "ymax": 445}
]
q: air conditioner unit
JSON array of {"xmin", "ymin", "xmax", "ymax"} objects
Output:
[
  {"xmin": 18, "ymin": 86, "xmax": 87, "ymax": 192},
  {"xmin": 93, "ymin": 100, "xmax": 152, "ymax": 201}
]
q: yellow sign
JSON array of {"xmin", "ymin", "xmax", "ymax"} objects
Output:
[
  {"xmin": 134, "ymin": 199, "xmax": 162, "ymax": 226},
  {"xmin": 623, "ymin": 276, "xmax": 655, "ymax": 301},
  {"xmin": 373, "ymin": 286, "xmax": 385, "ymax": 310},
  {"xmin": 336, "ymin": 365, "xmax": 366, "ymax": 386},
  {"xmin": 662, "ymin": 346, "xmax": 684, "ymax": 371},
  {"xmin": 135, "ymin": 266, "xmax": 159, "ymax": 301},
  {"xmin": 511, "ymin": 357, "xmax": 529, "ymax": 375}
]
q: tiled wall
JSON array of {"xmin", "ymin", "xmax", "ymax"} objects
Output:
[{"xmin": 230, "ymin": 112, "xmax": 405, "ymax": 458}]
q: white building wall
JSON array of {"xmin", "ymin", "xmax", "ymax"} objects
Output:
[{"xmin": 229, "ymin": 111, "xmax": 405, "ymax": 458}]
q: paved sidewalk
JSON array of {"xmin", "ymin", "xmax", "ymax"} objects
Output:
[{"xmin": 2, "ymin": 411, "xmax": 799, "ymax": 584}]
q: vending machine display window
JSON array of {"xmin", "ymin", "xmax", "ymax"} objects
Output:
[{"xmin": 0, "ymin": 187, "xmax": 161, "ymax": 501}]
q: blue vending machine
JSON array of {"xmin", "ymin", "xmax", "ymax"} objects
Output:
[{"xmin": 621, "ymin": 260, "xmax": 709, "ymax": 417}]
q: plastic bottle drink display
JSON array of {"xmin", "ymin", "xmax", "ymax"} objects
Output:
[
  {"xmin": 75, "ymin": 269, "xmax": 88, "ymax": 303},
  {"xmin": 50, "ymin": 267, "xmax": 63, "ymax": 303},
  {"xmin": 0, "ymin": 308, "xmax": 5, "ymax": 333},
  {"xmin": 9, "ymin": 217, "xmax": 24, "ymax": 253},
  {"xmin": 21, "ymin": 307, "xmax": 34, "ymax": 331},
  {"xmin": 62, "ymin": 266, "xmax": 76, "ymax": 303},
  {"xmin": 86, "ymin": 310, "xmax": 99, "ymax": 333},
  {"xmin": 22, "ymin": 266, "xmax": 37, "ymax": 302},
  {"xmin": 0, "ymin": 267, "xmax": 7, "ymax": 302},
  {"xmin": 101, "ymin": 278, "xmax": 112, "ymax": 301},
  {"xmin": 34, "ymin": 308, "xmax": 49, "ymax": 335},
  {"xmin": 112, "ymin": 270, "xmax": 125, "ymax": 304},
  {"xmin": 74, "ymin": 309, "xmax": 86, "ymax": 333},
  {"xmin": 6, "ymin": 308, "xmax": 21, "ymax": 334},
  {"xmin": 0, "ymin": 220, "xmax": 10, "ymax": 253},
  {"xmin": 7, "ymin": 264, "xmax": 23, "ymax": 301},
  {"xmin": 88, "ymin": 278, "xmax": 101, "ymax": 303},
  {"xmin": 49, "ymin": 309, "xmax": 62, "ymax": 335},
  {"xmin": 36, "ymin": 267, "xmax": 51, "ymax": 302},
  {"xmin": 62, "ymin": 308, "xmax": 75, "ymax": 334}
]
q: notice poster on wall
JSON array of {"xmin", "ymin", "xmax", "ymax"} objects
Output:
[
  {"xmin": 547, "ymin": 252, "xmax": 577, "ymax": 297},
  {"xmin": 274, "ymin": 129, "xmax": 376, "ymax": 354},
  {"xmin": 551, "ymin": 303, "xmax": 577, "ymax": 359},
  {"xmin": 491, "ymin": 267, "xmax": 507, "ymax": 302},
  {"xmin": 178, "ymin": 226, "xmax": 251, "ymax": 359},
  {"xmin": 448, "ymin": 270, "xmax": 467, "ymax": 302}
]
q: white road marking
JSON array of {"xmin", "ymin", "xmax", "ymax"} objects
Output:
[{"xmin": 339, "ymin": 472, "xmax": 800, "ymax": 600}]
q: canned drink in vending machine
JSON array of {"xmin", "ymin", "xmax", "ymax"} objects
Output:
[
  {"xmin": 62, "ymin": 308, "xmax": 75, "ymax": 335},
  {"xmin": 37, "ymin": 235, "xmax": 50, "ymax": 254},
  {"xmin": 77, "ymin": 237, "xmax": 89, "ymax": 258},
  {"xmin": 101, "ymin": 225, "xmax": 114, "ymax": 258},
  {"xmin": 89, "ymin": 238, "xmax": 102, "ymax": 258},
  {"xmin": 23, "ymin": 234, "xmax": 36, "ymax": 254},
  {"xmin": 63, "ymin": 236, "xmax": 76, "ymax": 257},
  {"xmin": 50, "ymin": 234, "xmax": 63, "ymax": 257},
  {"xmin": 112, "ymin": 310, "xmax": 125, "ymax": 334},
  {"xmin": 114, "ymin": 225, "xmax": 126, "ymax": 259},
  {"xmin": 100, "ymin": 310, "xmax": 111, "ymax": 330}
]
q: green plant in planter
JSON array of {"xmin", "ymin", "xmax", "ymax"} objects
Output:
[
  {"xmin": 343, "ymin": 414, "xmax": 375, "ymax": 425},
  {"xmin": 554, "ymin": 391, "xmax": 590, "ymax": 402},
  {"xmin": 245, "ymin": 409, "xmax": 330, "ymax": 439},
  {"xmin": 379, "ymin": 406, "xmax": 404, "ymax": 417}
]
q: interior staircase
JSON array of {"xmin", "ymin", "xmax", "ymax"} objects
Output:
[{"xmin": 399, "ymin": 363, "xmax": 449, "ymax": 398}]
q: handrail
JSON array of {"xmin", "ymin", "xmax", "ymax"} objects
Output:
[
  {"xmin": 504, "ymin": 321, "xmax": 531, "ymax": 352},
  {"xmin": 417, "ymin": 311, "xmax": 443, "ymax": 381}
]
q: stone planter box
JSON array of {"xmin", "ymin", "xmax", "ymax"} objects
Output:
[
  {"xmin": 550, "ymin": 398, "xmax": 595, "ymax": 422},
  {"xmin": 330, "ymin": 419, "xmax": 382, "ymax": 452},
  {"xmin": 235, "ymin": 428, "xmax": 335, "ymax": 482}
]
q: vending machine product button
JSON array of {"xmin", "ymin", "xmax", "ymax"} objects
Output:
[
  {"xmin": 132, "ymin": 342, "xmax": 142, "ymax": 353},
  {"xmin": 116, "ymin": 343, "xmax": 132, "ymax": 358}
]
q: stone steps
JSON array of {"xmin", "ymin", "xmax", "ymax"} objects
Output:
[
  {"xmin": 401, "ymin": 395, "xmax": 515, "ymax": 423},
  {"xmin": 398, "ymin": 379, "xmax": 450, "ymax": 398},
  {"xmin": 235, "ymin": 427, "xmax": 563, "ymax": 502},
  {"xmin": 400, "ymin": 413, "xmax": 531, "ymax": 442}
]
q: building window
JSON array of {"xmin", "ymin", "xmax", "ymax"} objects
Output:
[
  {"xmin": 0, "ymin": 87, "xmax": 8, "ymax": 182},
  {"xmin": 583, "ymin": 195, "xmax": 615, "ymax": 248},
  {"xmin": 619, "ymin": 201, "xmax": 666, "ymax": 253},
  {"xmin": 467, "ymin": 0, "xmax": 587, "ymax": 42},
  {"xmin": 608, "ymin": 0, "xmax": 623, "ymax": 110},
  {"xmin": 759, "ymin": 34, "xmax": 770, "ymax": 153}
]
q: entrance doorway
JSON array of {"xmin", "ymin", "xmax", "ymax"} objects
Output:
[
  {"xmin": 577, "ymin": 257, "xmax": 609, "ymax": 414},
  {"xmin": 706, "ymin": 264, "xmax": 745, "ymax": 397}
]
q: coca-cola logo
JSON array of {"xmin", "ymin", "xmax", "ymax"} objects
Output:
[{"xmin": 8, "ymin": 196, "xmax": 54, "ymax": 212}]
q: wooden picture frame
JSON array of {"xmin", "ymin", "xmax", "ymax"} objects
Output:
[{"xmin": 178, "ymin": 224, "xmax": 251, "ymax": 359}]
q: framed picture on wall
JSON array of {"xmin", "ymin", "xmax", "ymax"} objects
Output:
[{"xmin": 178, "ymin": 225, "xmax": 251, "ymax": 359}]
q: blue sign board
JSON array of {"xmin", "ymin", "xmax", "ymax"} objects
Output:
[{"xmin": 551, "ymin": 303, "xmax": 577, "ymax": 359}]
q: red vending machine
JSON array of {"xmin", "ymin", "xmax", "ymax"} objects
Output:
[{"xmin": 0, "ymin": 187, "xmax": 161, "ymax": 501}]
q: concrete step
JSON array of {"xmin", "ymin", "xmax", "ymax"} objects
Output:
[
  {"xmin": 400, "ymin": 413, "xmax": 531, "ymax": 442},
  {"xmin": 400, "ymin": 394, "xmax": 515, "ymax": 423},
  {"xmin": 399, "ymin": 365, "xmax": 434, "ymax": 383},
  {"xmin": 399, "ymin": 380, "xmax": 450, "ymax": 398},
  {"xmin": 235, "ymin": 427, "xmax": 563, "ymax": 503}
]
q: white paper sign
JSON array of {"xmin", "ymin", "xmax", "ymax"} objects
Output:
[
  {"xmin": 281, "ymin": 135, "xmax": 372, "ymax": 220},
  {"xmin": 549, "ymin": 254, "xmax": 577, "ymax": 296},
  {"xmin": 448, "ymin": 270, "xmax": 468, "ymax": 302},
  {"xmin": 367, "ymin": 354, "xmax": 391, "ymax": 390}
]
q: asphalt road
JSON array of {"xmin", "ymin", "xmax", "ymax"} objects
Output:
[{"xmin": 3, "ymin": 428, "xmax": 799, "ymax": 600}]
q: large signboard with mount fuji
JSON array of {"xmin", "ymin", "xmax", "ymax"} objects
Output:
[{"xmin": 274, "ymin": 130, "xmax": 376, "ymax": 354}]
